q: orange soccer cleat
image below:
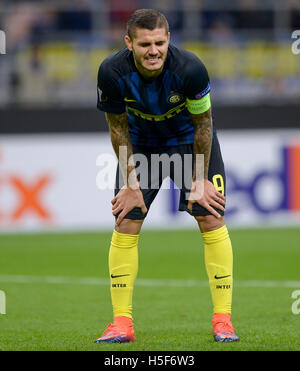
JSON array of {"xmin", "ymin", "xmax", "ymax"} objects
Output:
[
  {"xmin": 94, "ymin": 316, "xmax": 135, "ymax": 344},
  {"xmin": 212, "ymin": 313, "xmax": 240, "ymax": 343}
]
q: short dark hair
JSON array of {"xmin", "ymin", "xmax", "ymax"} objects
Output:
[{"xmin": 126, "ymin": 9, "xmax": 169, "ymax": 39}]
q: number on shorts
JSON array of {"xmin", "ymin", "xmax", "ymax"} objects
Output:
[{"xmin": 212, "ymin": 174, "xmax": 225, "ymax": 196}]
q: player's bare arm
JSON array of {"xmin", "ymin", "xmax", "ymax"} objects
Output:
[
  {"xmin": 188, "ymin": 108, "xmax": 226, "ymax": 218},
  {"xmin": 192, "ymin": 108, "xmax": 212, "ymax": 180},
  {"xmin": 105, "ymin": 112, "xmax": 147, "ymax": 225},
  {"xmin": 106, "ymin": 111, "xmax": 135, "ymax": 182}
]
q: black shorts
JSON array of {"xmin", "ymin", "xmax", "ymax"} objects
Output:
[{"xmin": 114, "ymin": 133, "xmax": 226, "ymax": 220}]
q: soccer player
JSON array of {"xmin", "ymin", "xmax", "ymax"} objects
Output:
[{"xmin": 95, "ymin": 9, "xmax": 239, "ymax": 344}]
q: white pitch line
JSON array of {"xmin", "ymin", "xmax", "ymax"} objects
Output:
[{"xmin": 0, "ymin": 275, "xmax": 299, "ymax": 288}]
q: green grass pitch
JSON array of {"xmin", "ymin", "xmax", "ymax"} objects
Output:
[{"xmin": 0, "ymin": 227, "xmax": 299, "ymax": 351}]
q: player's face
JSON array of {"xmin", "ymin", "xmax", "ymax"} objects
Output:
[{"xmin": 125, "ymin": 27, "xmax": 170, "ymax": 78}]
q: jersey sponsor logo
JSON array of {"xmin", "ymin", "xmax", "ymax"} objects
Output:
[
  {"xmin": 124, "ymin": 97, "xmax": 138, "ymax": 103},
  {"xmin": 168, "ymin": 93, "xmax": 183, "ymax": 104},
  {"xmin": 195, "ymin": 83, "xmax": 210, "ymax": 99},
  {"xmin": 128, "ymin": 102, "xmax": 186, "ymax": 122}
]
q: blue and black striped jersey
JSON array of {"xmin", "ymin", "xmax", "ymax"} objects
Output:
[{"xmin": 97, "ymin": 44, "xmax": 213, "ymax": 147}]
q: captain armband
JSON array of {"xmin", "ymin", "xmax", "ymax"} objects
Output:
[{"xmin": 186, "ymin": 93, "xmax": 211, "ymax": 114}]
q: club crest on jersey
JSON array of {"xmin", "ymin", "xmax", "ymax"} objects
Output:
[{"xmin": 168, "ymin": 93, "xmax": 183, "ymax": 104}]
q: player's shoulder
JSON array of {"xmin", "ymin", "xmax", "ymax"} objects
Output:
[
  {"xmin": 98, "ymin": 48, "xmax": 133, "ymax": 79},
  {"xmin": 167, "ymin": 44, "xmax": 208, "ymax": 78}
]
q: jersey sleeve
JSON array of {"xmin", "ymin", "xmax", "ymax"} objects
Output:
[
  {"xmin": 184, "ymin": 57, "xmax": 211, "ymax": 114},
  {"xmin": 97, "ymin": 62, "xmax": 126, "ymax": 114}
]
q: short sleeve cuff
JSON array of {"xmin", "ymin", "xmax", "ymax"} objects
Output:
[{"xmin": 97, "ymin": 101, "xmax": 126, "ymax": 114}]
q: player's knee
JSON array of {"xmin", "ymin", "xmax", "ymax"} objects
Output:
[
  {"xmin": 115, "ymin": 218, "xmax": 143, "ymax": 235},
  {"xmin": 195, "ymin": 215, "xmax": 225, "ymax": 233}
]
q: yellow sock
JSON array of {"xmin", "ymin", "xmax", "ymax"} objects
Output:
[
  {"xmin": 109, "ymin": 229, "xmax": 139, "ymax": 319},
  {"xmin": 202, "ymin": 225, "xmax": 233, "ymax": 314}
]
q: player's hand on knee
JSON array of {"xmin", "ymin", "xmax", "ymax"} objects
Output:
[
  {"xmin": 187, "ymin": 179, "xmax": 225, "ymax": 219},
  {"xmin": 112, "ymin": 186, "xmax": 147, "ymax": 226}
]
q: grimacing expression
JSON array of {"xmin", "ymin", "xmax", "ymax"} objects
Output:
[{"xmin": 125, "ymin": 28, "xmax": 170, "ymax": 77}]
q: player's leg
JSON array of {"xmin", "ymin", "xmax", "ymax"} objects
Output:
[
  {"xmin": 195, "ymin": 215, "xmax": 238, "ymax": 342},
  {"xmin": 178, "ymin": 136, "xmax": 239, "ymax": 342},
  {"xmin": 110, "ymin": 219, "xmax": 142, "ymax": 317},
  {"xmin": 95, "ymin": 217, "xmax": 142, "ymax": 344},
  {"xmin": 95, "ymin": 209, "xmax": 151, "ymax": 344},
  {"xmin": 96, "ymin": 149, "xmax": 160, "ymax": 344}
]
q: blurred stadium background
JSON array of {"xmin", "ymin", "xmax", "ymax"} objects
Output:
[
  {"xmin": 0, "ymin": 0, "xmax": 300, "ymax": 231},
  {"xmin": 0, "ymin": 0, "xmax": 300, "ymax": 351}
]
